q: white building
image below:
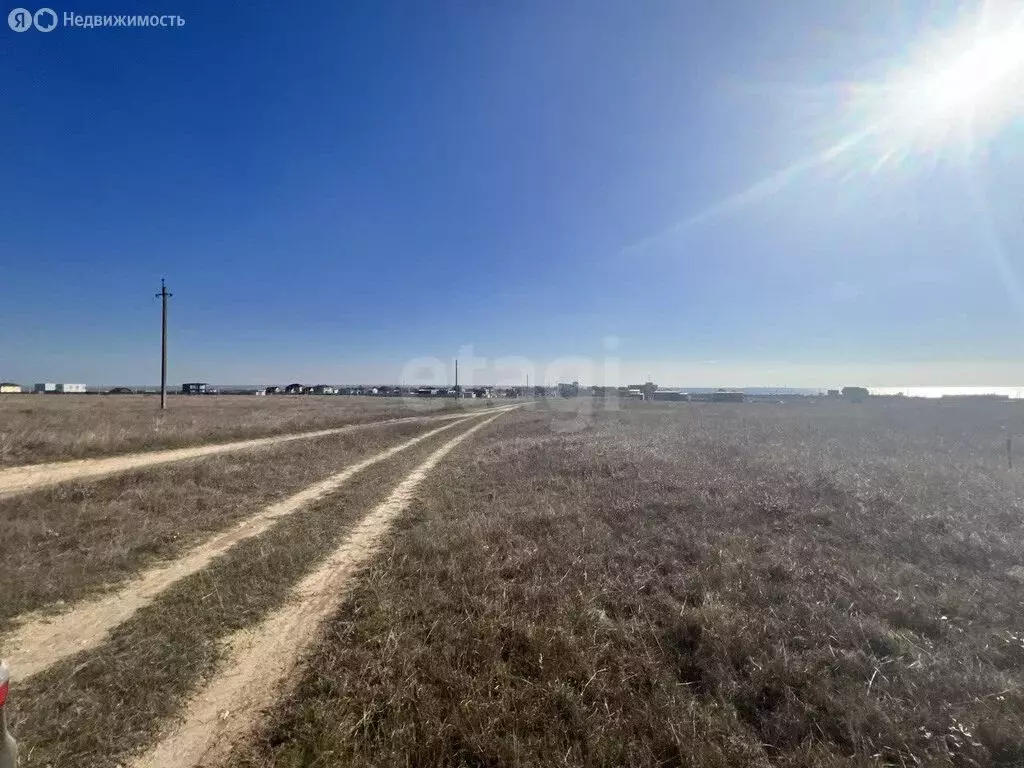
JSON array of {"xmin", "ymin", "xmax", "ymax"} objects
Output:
[
  {"xmin": 56, "ymin": 383, "xmax": 86, "ymax": 394},
  {"xmin": 34, "ymin": 382, "xmax": 57, "ymax": 393}
]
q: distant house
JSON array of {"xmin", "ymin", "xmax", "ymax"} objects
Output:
[
  {"xmin": 842, "ymin": 386, "xmax": 870, "ymax": 403},
  {"xmin": 557, "ymin": 382, "xmax": 580, "ymax": 398},
  {"xmin": 626, "ymin": 388, "xmax": 644, "ymax": 399},
  {"xmin": 265, "ymin": 386, "xmax": 282, "ymax": 395},
  {"xmin": 626, "ymin": 382, "xmax": 658, "ymax": 398},
  {"xmin": 711, "ymin": 389, "xmax": 744, "ymax": 403},
  {"xmin": 107, "ymin": 387, "xmax": 135, "ymax": 395},
  {"xmin": 827, "ymin": 389, "xmax": 840, "ymax": 397},
  {"xmin": 0, "ymin": 382, "xmax": 21, "ymax": 394},
  {"xmin": 416, "ymin": 387, "xmax": 439, "ymax": 397},
  {"xmin": 309, "ymin": 385, "xmax": 337, "ymax": 395},
  {"xmin": 472, "ymin": 387, "xmax": 493, "ymax": 399},
  {"xmin": 284, "ymin": 383, "xmax": 304, "ymax": 395},
  {"xmin": 33, "ymin": 382, "xmax": 87, "ymax": 394},
  {"xmin": 181, "ymin": 382, "xmax": 208, "ymax": 395},
  {"xmin": 650, "ymin": 390, "xmax": 689, "ymax": 402}
]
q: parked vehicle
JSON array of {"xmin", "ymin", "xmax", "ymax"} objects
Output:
[{"xmin": 0, "ymin": 661, "xmax": 16, "ymax": 768}]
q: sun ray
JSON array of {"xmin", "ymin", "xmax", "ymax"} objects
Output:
[{"xmin": 624, "ymin": 4, "xmax": 1024, "ymax": 252}]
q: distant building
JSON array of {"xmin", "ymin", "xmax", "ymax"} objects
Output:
[
  {"xmin": 827, "ymin": 389, "xmax": 840, "ymax": 397},
  {"xmin": 842, "ymin": 386, "xmax": 870, "ymax": 402},
  {"xmin": 265, "ymin": 386, "xmax": 282, "ymax": 395},
  {"xmin": 628, "ymin": 382, "xmax": 658, "ymax": 398},
  {"xmin": 711, "ymin": 389, "xmax": 744, "ymax": 403},
  {"xmin": 416, "ymin": 387, "xmax": 439, "ymax": 397},
  {"xmin": 626, "ymin": 388, "xmax": 645, "ymax": 399},
  {"xmin": 557, "ymin": 382, "xmax": 580, "ymax": 397},
  {"xmin": 30, "ymin": 382, "xmax": 85, "ymax": 394},
  {"xmin": 284, "ymin": 383, "xmax": 304, "ymax": 394},
  {"xmin": 650, "ymin": 390, "xmax": 690, "ymax": 401},
  {"xmin": 0, "ymin": 382, "xmax": 21, "ymax": 394},
  {"xmin": 181, "ymin": 382, "xmax": 208, "ymax": 395},
  {"xmin": 308, "ymin": 385, "xmax": 337, "ymax": 395}
]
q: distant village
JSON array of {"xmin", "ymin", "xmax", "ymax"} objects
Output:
[
  {"xmin": 0, "ymin": 380, "xmax": 756, "ymax": 399},
  {"xmin": 0, "ymin": 381, "xmax": 1018, "ymax": 403}
]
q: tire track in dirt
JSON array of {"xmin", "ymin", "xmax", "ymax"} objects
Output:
[
  {"xmin": 0, "ymin": 411, "xmax": 478, "ymax": 499},
  {"xmin": 127, "ymin": 410, "xmax": 508, "ymax": 768},
  {"xmin": 1, "ymin": 410, "xmax": 513, "ymax": 682}
]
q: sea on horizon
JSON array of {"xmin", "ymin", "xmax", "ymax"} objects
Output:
[{"xmin": 869, "ymin": 387, "xmax": 1024, "ymax": 399}]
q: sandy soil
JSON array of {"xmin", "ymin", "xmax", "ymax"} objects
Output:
[{"xmin": 126, "ymin": 412, "xmax": 505, "ymax": 768}]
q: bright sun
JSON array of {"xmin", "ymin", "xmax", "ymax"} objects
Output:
[
  {"xmin": 640, "ymin": 6, "xmax": 1024, "ymax": 235},
  {"xmin": 851, "ymin": 9, "xmax": 1024, "ymax": 166},
  {"xmin": 918, "ymin": 39, "xmax": 1021, "ymax": 116}
]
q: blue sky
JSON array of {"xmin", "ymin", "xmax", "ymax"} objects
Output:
[{"xmin": 3, "ymin": 0, "xmax": 1024, "ymax": 387}]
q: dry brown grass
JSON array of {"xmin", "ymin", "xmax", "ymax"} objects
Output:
[
  {"xmin": 0, "ymin": 394, "xmax": 485, "ymax": 466},
  {"xmin": 8, "ymin": 421, "xmax": 476, "ymax": 768},
  {"xmin": 230, "ymin": 400, "xmax": 1024, "ymax": 768},
  {"xmin": 0, "ymin": 419, "xmax": 435, "ymax": 629}
]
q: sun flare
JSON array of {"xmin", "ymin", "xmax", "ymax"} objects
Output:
[{"xmin": 858, "ymin": 11, "xmax": 1024, "ymax": 164}]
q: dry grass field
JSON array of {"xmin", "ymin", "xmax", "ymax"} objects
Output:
[
  {"xmin": 9, "ymin": 421, "xmax": 478, "ymax": 768},
  {"xmin": 0, "ymin": 418, "xmax": 435, "ymax": 629},
  {"xmin": 229, "ymin": 400, "xmax": 1024, "ymax": 768},
  {"xmin": 5, "ymin": 397, "xmax": 1024, "ymax": 767},
  {"xmin": 0, "ymin": 394, "xmax": 482, "ymax": 466}
]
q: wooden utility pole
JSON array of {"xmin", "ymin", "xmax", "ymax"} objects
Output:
[
  {"xmin": 156, "ymin": 279, "xmax": 172, "ymax": 410},
  {"xmin": 455, "ymin": 359, "xmax": 459, "ymax": 396}
]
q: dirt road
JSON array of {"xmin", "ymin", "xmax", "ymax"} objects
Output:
[
  {"xmin": 127, "ymin": 412, "xmax": 503, "ymax": 768},
  {"xmin": 0, "ymin": 410, "xmax": 479, "ymax": 499},
  {"xmin": 1, "ymin": 411, "xmax": 512, "ymax": 681}
]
